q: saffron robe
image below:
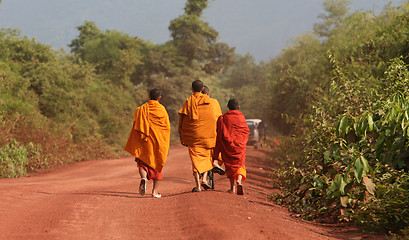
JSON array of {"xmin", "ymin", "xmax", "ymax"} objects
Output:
[
  {"xmin": 178, "ymin": 92, "xmax": 222, "ymax": 173},
  {"xmin": 124, "ymin": 100, "xmax": 170, "ymax": 173},
  {"xmin": 213, "ymin": 110, "xmax": 250, "ymax": 179}
]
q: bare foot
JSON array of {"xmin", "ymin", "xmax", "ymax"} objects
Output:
[
  {"xmin": 192, "ymin": 187, "xmax": 202, "ymax": 192},
  {"xmin": 152, "ymin": 193, "xmax": 161, "ymax": 198}
]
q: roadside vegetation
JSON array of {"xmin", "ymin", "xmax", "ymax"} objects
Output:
[
  {"xmin": 268, "ymin": 0, "xmax": 409, "ymax": 237},
  {"xmin": 1, "ymin": 0, "xmax": 409, "ymax": 236}
]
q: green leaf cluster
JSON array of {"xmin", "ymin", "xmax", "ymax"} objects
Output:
[{"xmin": 0, "ymin": 139, "xmax": 29, "ymax": 178}]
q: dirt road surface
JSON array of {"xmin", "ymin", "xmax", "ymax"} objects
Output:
[{"xmin": 0, "ymin": 145, "xmax": 379, "ymax": 240}]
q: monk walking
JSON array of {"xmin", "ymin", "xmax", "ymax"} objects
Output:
[
  {"xmin": 202, "ymin": 85, "xmax": 225, "ymax": 175},
  {"xmin": 124, "ymin": 88, "xmax": 171, "ymax": 198},
  {"xmin": 179, "ymin": 80, "xmax": 222, "ymax": 192},
  {"xmin": 213, "ymin": 99, "xmax": 250, "ymax": 195}
]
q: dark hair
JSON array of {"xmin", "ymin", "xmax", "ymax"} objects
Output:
[
  {"xmin": 149, "ymin": 88, "xmax": 161, "ymax": 100},
  {"xmin": 227, "ymin": 98, "xmax": 239, "ymax": 110},
  {"xmin": 192, "ymin": 79, "xmax": 204, "ymax": 92},
  {"xmin": 201, "ymin": 85, "xmax": 209, "ymax": 95}
]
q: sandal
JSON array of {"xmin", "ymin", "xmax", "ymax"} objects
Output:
[
  {"xmin": 237, "ymin": 184, "xmax": 244, "ymax": 195},
  {"xmin": 201, "ymin": 182, "xmax": 212, "ymax": 190},
  {"xmin": 212, "ymin": 165, "xmax": 225, "ymax": 175},
  {"xmin": 139, "ymin": 178, "xmax": 147, "ymax": 196}
]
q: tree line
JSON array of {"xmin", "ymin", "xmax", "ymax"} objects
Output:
[{"xmin": 1, "ymin": 0, "xmax": 409, "ymax": 236}]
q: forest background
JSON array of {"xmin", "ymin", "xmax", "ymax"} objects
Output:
[{"xmin": 1, "ymin": 0, "xmax": 409, "ymax": 237}]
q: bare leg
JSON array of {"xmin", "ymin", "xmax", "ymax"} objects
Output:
[
  {"xmin": 227, "ymin": 177, "xmax": 235, "ymax": 193},
  {"xmin": 236, "ymin": 174, "xmax": 243, "ymax": 186},
  {"xmin": 202, "ymin": 171, "xmax": 208, "ymax": 184},
  {"xmin": 139, "ymin": 168, "xmax": 147, "ymax": 179},
  {"xmin": 193, "ymin": 172, "xmax": 201, "ymax": 191}
]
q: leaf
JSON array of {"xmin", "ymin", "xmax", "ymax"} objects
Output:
[
  {"xmin": 362, "ymin": 176, "xmax": 376, "ymax": 195},
  {"xmin": 354, "ymin": 158, "xmax": 364, "ymax": 183},
  {"xmin": 339, "ymin": 116, "xmax": 348, "ymax": 135},
  {"xmin": 324, "ymin": 150, "xmax": 331, "ymax": 164},
  {"xmin": 360, "ymin": 155, "xmax": 370, "ymax": 173},
  {"xmin": 390, "ymin": 107, "xmax": 397, "ymax": 122},
  {"xmin": 367, "ymin": 114, "xmax": 374, "ymax": 131},
  {"xmin": 375, "ymin": 134, "xmax": 385, "ymax": 152},
  {"xmin": 335, "ymin": 174, "xmax": 347, "ymax": 195}
]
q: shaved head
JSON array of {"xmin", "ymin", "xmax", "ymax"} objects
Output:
[
  {"xmin": 192, "ymin": 79, "xmax": 204, "ymax": 92},
  {"xmin": 202, "ymin": 85, "xmax": 209, "ymax": 95},
  {"xmin": 227, "ymin": 98, "xmax": 239, "ymax": 110},
  {"xmin": 149, "ymin": 88, "xmax": 161, "ymax": 100}
]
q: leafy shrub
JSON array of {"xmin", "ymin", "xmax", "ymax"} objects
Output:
[
  {"xmin": 272, "ymin": 57, "xmax": 409, "ymax": 236},
  {"xmin": 26, "ymin": 142, "xmax": 50, "ymax": 171},
  {"xmin": 0, "ymin": 139, "xmax": 29, "ymax": 178}
]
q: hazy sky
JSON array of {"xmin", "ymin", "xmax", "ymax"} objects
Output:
[{"xmin": 0, "ymin": 0, "xmax": 400, "ymax": 62}]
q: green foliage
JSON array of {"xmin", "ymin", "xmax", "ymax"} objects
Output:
[
  {"xmin": 26, "ymin": 142, "xmax": 50, "ymax": 170},
  {"xmin": 1, "ymin": 0, "xmax": 237, "ymax": 180},
  {"xmin": 184, "ymin": 0, "xmax": 209, "ymax": 16},
  {"xmin": 69, "ymin": 21, "xmax": 145, "ymax": 86},
  {"xmin": 262, "ymin": 33, "xmax": 329, "ymax": 133},
  {"xmin": 314, "ymin": 0, "xmax": 351, "ymax": 37},
  {"xmin": 168, "ymin": 0, "xmax": 234, "ymax": 74},
  {"xmin": 271, "ymin": 2, "xmax": 409, "ymax": 236},
  {"xmin": 0, "ymin": 139, "xmax": 29, "ymax": 178}
]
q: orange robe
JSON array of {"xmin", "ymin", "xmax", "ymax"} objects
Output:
[
  {"xmin": 213, "ymin": 110, "xmax": 250, "ymax": 180},
  {"xmin": 124, "ymin": 100, "xmax": 170, "ymax": 173},
  {"xmin": 178, "ymin": 92, "xmax": 222, "ymax": 173}
]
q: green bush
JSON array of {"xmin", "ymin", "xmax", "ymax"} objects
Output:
[{"xmin": 0, "ymin": 139, "xmax": 29, "ymax": 178}]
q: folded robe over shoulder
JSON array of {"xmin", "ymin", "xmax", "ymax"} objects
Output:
[
  {"xmin": 178, "ymin": 92, "xmax": 222, "ymax": 173},
  {"xmin": 213, "ymin": 110, "xmax": 250, "ymax": 179},
  {"xmin": 178, "ymin": 92, "xmax": 222, "ymax": 148},
  {"xmin": 124, "ymin": 100, "xmax": 170, "ymax": 172}
]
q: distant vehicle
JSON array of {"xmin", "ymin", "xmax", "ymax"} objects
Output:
[{"xmin": 246, "ymin": 119, "xmax": 266, "ymax": 149}]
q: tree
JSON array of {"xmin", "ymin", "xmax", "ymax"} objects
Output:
[
  {"xmin": 168, "ymin": 0, "xmax": 234, "ymax": 74},
  {"xmin": 69, "ymin": 21, "xmax": 101, "ymax": 57},
  {"xmin": 69, "ymin": 21, "xmax": 145, "ymax": 86},
  {"xmin": 313, "ymin": 0, "xmax": 351, "ymax": 38}
]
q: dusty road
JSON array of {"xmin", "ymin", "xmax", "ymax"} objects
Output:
[{"xmin": 0, "ymin": 145, "xmax": 375, "ymax": 240}]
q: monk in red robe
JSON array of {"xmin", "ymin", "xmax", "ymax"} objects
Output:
[
  {"xmin": 179, "ymin": 80, "xmax": 222, "ymax": 192},
  {"xmin": 213, "ymin": 99, "xmax": 250, "ymax": 195},
  {"xmin": 124, "ymin": 88, "xmax": 171, "ymax": 198}
]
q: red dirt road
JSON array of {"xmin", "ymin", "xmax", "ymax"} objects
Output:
[{"xmin": 0, "ymin": 146, "xmax": 374, "ymax": 239}]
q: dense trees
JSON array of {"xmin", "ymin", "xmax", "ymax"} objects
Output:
[
  {"xmin": 0, "ymin": 0, "xmax": 236, "ymax": 177},
  {"xmin": 268, "ymin": 1, "xmax": 409, "ymax": 236}
]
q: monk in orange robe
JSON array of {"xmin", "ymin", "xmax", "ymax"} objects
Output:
[
  {"xmin": 124, "ymin": 88, "xmax": 170, "ymax": 198},
  {"xmin": 179, "ymin": 80, "xmax": 222, "ymax": 192},
  {"xmin": 202, "ymin": 85, "xmax": 225, "ymax": 175},
  {"xmin": 213, "ymin": 99, "xmax": 250, "ymax": 195}
]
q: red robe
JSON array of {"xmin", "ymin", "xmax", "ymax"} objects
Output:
[{"xmin": 213, "ymin": 110, "xmax": 250, "ymax": 179}]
